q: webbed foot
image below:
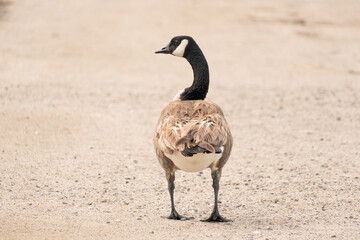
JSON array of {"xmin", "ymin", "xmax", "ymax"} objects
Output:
[
  {"xmin": 162, "ymin": 210, "xmax": 194, "ymax": 221},
  {"xmin": 201, "ymin": 210, "xmax": 232, "ymax": 222}
]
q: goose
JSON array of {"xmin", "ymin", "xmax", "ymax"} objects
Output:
[{"xmin": 153, "ymin": 36, "xmax": 233, "ymax": 222}]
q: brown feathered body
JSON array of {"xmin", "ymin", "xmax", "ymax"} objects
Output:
[{"xmin": 154, "ymin": 100, "xmax": 232, "ymax": 173}]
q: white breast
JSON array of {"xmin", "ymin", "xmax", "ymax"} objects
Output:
[
  {"xmin": 173, "ymin": 89, "xmax": 185, "ymax": 101},
  {"xmin": 164, "ymin": 151, "xmax": 223, "ymax": 172}
]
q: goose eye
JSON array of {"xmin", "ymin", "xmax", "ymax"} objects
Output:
[{"xmin": 173, "ymin": 40, "xmax": 180, "ymax": 46}]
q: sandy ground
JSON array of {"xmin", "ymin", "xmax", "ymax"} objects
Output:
[{"xmin": 0, "ymin": 0, "xmax": 360, "ymax": 239}]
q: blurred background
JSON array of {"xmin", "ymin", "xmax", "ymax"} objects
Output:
[{"xmin": 1, "ymin": 0, "xmax": 359, "ymax": 239}]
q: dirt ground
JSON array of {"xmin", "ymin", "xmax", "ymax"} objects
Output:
[{"xmin": 0, "ymin": 0, "xmax": 359, "ymax": 239}]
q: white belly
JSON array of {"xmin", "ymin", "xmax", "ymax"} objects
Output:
[{"xmin": 164, "ymin": 151, "xmax": 222, "ymax": 172}]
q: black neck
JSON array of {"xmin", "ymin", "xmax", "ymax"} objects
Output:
[{"xmin": 180, "ymin": 45, "xmax": 209, "ymax": 101}]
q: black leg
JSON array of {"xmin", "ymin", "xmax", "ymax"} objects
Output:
[
  {"xmin": 201, "ymin": 170, "xmax": 231, "ymax": 222},
  {"xmin": 162, "ymin": 172, "xmax": 194, "ymax": 221}
]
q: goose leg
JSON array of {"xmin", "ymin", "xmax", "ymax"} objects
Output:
[
  {"xmin": 162, "ymin": 172, "xmax": 194, "ymax": 220},
  {"xmin": 201, "ymin": 169, "xmax": 232, "ymax": 222}
]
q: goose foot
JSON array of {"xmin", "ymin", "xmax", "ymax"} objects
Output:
[
  {"xmin": 162, "ymin": 210, "xmax": 194, "ymax": 221},
  {"xmin": 201, "ymin": 210, "xmax": 232, "ymax": 222}
]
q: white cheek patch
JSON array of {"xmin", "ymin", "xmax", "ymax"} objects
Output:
[{"xmin": 172, "ymin": 39, "xmax": 189, "ymax": 57}]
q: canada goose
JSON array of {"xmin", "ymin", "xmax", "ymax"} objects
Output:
[{"xmin": 154, "ymin": 36, "xmax": 232, "ymax": 222}]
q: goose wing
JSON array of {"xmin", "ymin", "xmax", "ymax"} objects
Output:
[{"xmin": 154, "ymin": 100, "xmax": 231, "ymax": 155}]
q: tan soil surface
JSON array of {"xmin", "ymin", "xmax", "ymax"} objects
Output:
[{"xmin": 1, "ymin": 0, "xmax": 360, "ymax": 239}]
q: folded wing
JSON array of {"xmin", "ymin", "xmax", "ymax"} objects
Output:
[{"xmin": 154, "ymin": 101, "xmax": 231, "ymax": 156}]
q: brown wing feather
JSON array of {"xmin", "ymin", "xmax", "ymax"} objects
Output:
[{"xmin": 154, "ymin": 100, "xmax": 231, "ymax": 156}]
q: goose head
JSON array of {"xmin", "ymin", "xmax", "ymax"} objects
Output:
[
  {"xmin": 155, "ymin": 36, "xmax": 209, "ymax": 101},
  {"xmin": 155, "ymin": 35, "xmax": 193, "ymax": 58}
]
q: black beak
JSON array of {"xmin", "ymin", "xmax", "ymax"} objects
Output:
[{"xmin": 155, "ymin": 43, "xmax": 170, "ymax": 54}]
